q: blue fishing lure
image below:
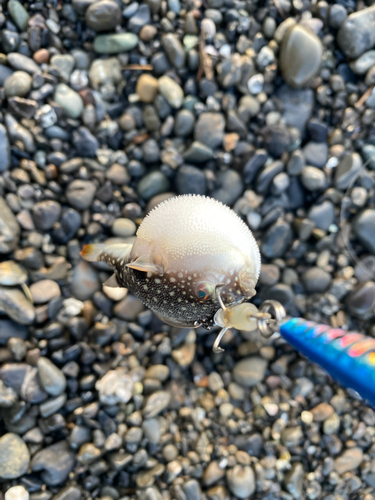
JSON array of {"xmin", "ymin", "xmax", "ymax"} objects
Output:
[{"xmin": 279, "ymin": 318, "xmax": 375, "ymax": 406}]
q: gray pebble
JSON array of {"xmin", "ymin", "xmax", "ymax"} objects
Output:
[
  {"xmin": 203, "ymin": 461, "xmax": 225, "ymax": 486},
  {"xmin": 0, "ymin": 125, "xmax": 10, "ymax": 172},
  {"xmin": 32, "ymin": 201, "xmax": 61, "ymax": 231},
  {"xmin": 143, "ymin": 391, "xmax": 171, "ymax": 418},
  {"xmin": 308, "ymin": 201, "xmax": 335, "ymax": 231},
  {"xmin": 4, "ymin": 71, "xmax": 32, "ymax": 97},
  {"xmin": 302, "ymin": 267, "xmax": 331, "ymax": 293},
  {"xmin": 183, "ymin": 479, "xmax": 201, "ymax": 500},
  {"xmin": 31, "ymin": 441, "xmax": 75, "ymax": 486},
  {"xmin": 279, "ymin": 25, "xmax": 323, "ymax": 88},
  {"xmin": 210, "ymin": 169, "xmax": 243, "ymax": 205},
  {"xmin": 183, "ymin": 141, "xmax": 213, "ymax": 163},
  {"xmin": 176, "ymin": 165, "xmax": 206, "ymax": 195},
  {"xmin": 261, "ymin": 220, "xmax": 292, "ymax": 258},
  {"xmin": 5, "ymin": 113, "xmax": 35, "ymax": 152},
  {"xmin": 50, "ymin": 54, "xmax": 75, "ymax": 81},
  {"xmin": 174, "ymin": 109, "xmax": 195, "ymax": 136},
  {"xmin": 85, "ymin": 0, "xmax": 122, "ymax": 31},
  {"xmin": 284, "ymin": 462, "xmax": 304, "ymax": 498},
  {"xmin": 37, "ymin": 357, "xmax": 67, "ymax": 396},
  {"xmin": 0, "ymin": 433, "xmax": 30, "ymax": 479},
  {"xmin": 158, "ymin": 75, "xmax": 184, "ymax": 108},
  {"xmin": 128, "ymin": 4, "xmax": 151, "ymax": 33},
  {"xmin": 161, "ymin": 33, "xmax": 186, "ymax": 69},
  {"xmin": 72, "ymin": 127, "xmax": 98, "ymax": 157},
  {"xmin": 88, "ymin": 57, "xmax": 122, "ymax": 89},
  {"xmin": 137, "ymin": 171, "xmax": 170, "ymax": 200},
  {"xmin": 300, "ymin": 166, "xmax": 326, "ymax": 191},
  {"xmin": 233, "ymin": 357, "xmax": 267, "ymax": 387},
  {"xmin": 7, "ymin": 53, "xmax": 40, "ymax": 75},
  {"xmin": 281, "ymin": 426, "xmax": 303, "ymax": 447},
  {"xmin": 0, "ymin": 287, "xmax": 35, "ymax": 325},
  {"xmin": 334, "ymin": 152, "xmax": 362, "ymax": 190},
  {"xmin": 350, "ymin": 50, "xmax": 375, "ymax": 75},
  {"xmin": 302, "ymin": 141, "xmax": 328, "ymax": 168},
  {"xmin": 329, "ymin": 4, "xmax": 347, "ymax": 29},
  {"xmin": 276, "ymin": 85, "xmax": 314, "ymax": 133},
  {"xmin": 345, "ymin": 281, "xmax": 375, "ymax": 317},
  {"xmin": 114, "ymin": 294, "xmax": 145, "ymax": 320},
  {"xmin": 354, "ymin": 209, "xmax": 375, "ymax": 254},
  {"xmin": 54, "ymin": 83, "xmax": 83, "ymax": 119},
  {"xmin": 72, "ymin": 260, "xmax": 100, "ymax": 300},
  {"xmin": 194, "ymin": 113, "xmax": 225, "ymax": 149},
  {"xmin": 40, "ymin": 394, "xmax": 67, "ymax": 418},
  {"xmin": 66, "ymin": 179, "xmax": 96, "ymax": 210},
  {"xmin": 337, "ymin": 5, "xmax": 375, "ymax": 58},
  {"xmin": 227, "ymin": 465, "xmax": 255, "ymax": 499}
]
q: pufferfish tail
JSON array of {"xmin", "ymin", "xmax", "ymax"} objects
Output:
[{"xmin": 80, "ymin": 244, "xmax": 107, "ymax": 262}]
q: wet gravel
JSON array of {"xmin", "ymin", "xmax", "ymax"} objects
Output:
[{"xmin": 0, "ymin": 0, "xmax": 375, "ymax": 499}]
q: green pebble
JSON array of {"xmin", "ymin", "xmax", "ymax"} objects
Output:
[
  {"xmin": 8, "ymin": 0, "xmax": 30, "ymax": 31},
  {"xmin": 93, "ymin": 33, "xmax": 139, "ymax": 54}
]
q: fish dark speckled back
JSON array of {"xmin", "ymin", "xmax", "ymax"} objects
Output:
[{"xmin": 81, "ymin": 195, "xmax": 261, "ymax": 328}]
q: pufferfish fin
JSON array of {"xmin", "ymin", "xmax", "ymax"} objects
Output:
[
  {"xmin": 81, "ymin": 244, "xmax": 106, "ymax": 262},
  {"xmin": 126, "ymin": 256, "xmax": 163, "ymax": 275},
  {"xmin": 103, "ymin": 274, "xmax": 118, "ymax": 288}
]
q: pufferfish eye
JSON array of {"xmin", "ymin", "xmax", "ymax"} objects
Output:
[{"xmin": 194, "ymin": 281, "xmax": 215, "ymax": 300}]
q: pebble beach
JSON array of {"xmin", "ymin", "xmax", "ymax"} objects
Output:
[{"xmin": 0, "ymin": 0, "xmax": 375, "ymax": 499}]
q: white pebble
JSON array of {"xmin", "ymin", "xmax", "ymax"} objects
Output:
[{"xmin": 5, "ymin": 486, "xmax": 29, "ymax": 500}]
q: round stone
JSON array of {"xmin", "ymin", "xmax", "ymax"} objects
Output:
[
  {"xmin": 302, "ymin": 267, "xmax": 331, "ymax": 293},
  {"xmin": 4, "ymin": 71, "xmax": 32, "ymax": 97},
  {"xmin": 5, "ymin": 486, "xmax": 29, "ymax": 500},
  {"xmin": 112, "ymin": 218, "xmax": 137, "ymax": 237},
  {"xmin": 0, "ymin": 433, "xmax": 30, "ymax": 479},
  {"xmin": 233, "ymin": 357, "xmax": 268, "ymax": 387},
  {"xmin": 85, "ymin": 0, "xmax": 122, "ymax": 31},
  {"xmin": 136, "ymin": 74, "xmax": 159, "ymax": 103},
  {"xmin": 300, "ymin": 166, "xmax": 326, "ymax": 191},
  {"xmin": 30, "ymin": 279, "xmax": 61, "ymax": 304},
  {"xmin": 279, "ymin": 25, "xmax": 323, "ymax": 88}
]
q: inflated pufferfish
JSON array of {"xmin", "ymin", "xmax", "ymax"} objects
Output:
[{"xmin": 81, "ymin": 195, "xmax": 261, "ymax": 332}]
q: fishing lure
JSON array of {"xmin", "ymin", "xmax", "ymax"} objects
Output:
[
  {"xmin": 216, "ymin": 299, "xmax": 375, "ymax": 407},
  {"xmin": 81, "ymin": 194, "xmax": 375, "ymax": 407}
]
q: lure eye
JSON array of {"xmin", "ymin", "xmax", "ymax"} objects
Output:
[{"xmin": 195, "ymin": 281, "xmax": 214, "ymax": 300}]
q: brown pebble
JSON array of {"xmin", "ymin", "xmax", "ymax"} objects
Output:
[
  {"xmin": 311, "ymin": 402, "xmax": 334, "ymax": 422},
  {"xmin": 139, "ymin": 25, "xmax": 158, "ymax": 42},
  {"xmin": 136, "ymin": 74, "xmax": 159, "ymax": 103},
  {"xmin": 33, "ymin": 49, "xmax": 50, "ymax": 64}
]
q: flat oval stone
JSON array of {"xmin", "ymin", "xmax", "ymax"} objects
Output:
[
  {"xmin": 279, "ymin": 25, "xmax": 323, "ymax": 88},
  {"xmin": 93, "ymin": 33, "xmax": 138, "ymax": 54}
]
